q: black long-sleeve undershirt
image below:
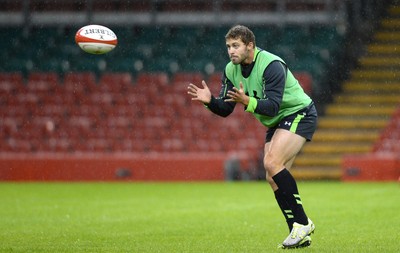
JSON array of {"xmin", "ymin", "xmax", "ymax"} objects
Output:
[{"xmin": 206, "ymin": 60, "xmax": 287, "ymax": 118}]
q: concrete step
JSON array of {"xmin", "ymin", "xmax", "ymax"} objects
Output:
[
  {"xmin": 317, "ymin": 117, "xmax": 388, "ymax": 129},
  {"xmin": 358, "ymin": 56, "xmax": 400, "ymax": 67},
  {"xmin": 334, "ymin": 94, "xmax": 400, "ymax": 104},
  {"xmin": 381, "ymin": 18, "xmax": 400, "ymax": 29},
  {"xmin": 388, "ymin": 5, "xmax": 400, "ymax": 16},
  {"xmin": 294, "ymin": 154, "xmax": 341, "ymax": 167},
  {"xmin": 342, "ymin": 82, "xmax": 400, "ymax": 93},
  {"xmin": 312, "ymin": 129, "xmax": 380, "ymax": 142},
  {"xmin": 325, "ymin": 104, "xmax": 397, "ymax": 116},
  {"xmin": 351, "ymin": 70, "xmax": 400, "ymax": 80},
  {"xmin": 291, "ymin": 166, "xmax": 341, "ymax": 180},
  {"xmin": 367, "ymin": 44, "xmax": 400, "ymax": 54},
  {"xmin": 374, "ymin": 31, "xmax": 400, "ymax": 41},
  {"xmin": 302, "ymin": 143, "xmax": 371, "ymax": 154}
]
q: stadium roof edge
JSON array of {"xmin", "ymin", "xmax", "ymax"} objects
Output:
[{"xmin": 0, "ymin": 11, "xmax": 346, "ymax": 27}]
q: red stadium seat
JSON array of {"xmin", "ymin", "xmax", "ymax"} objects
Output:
[
  {"xmin": 172, "ymin": 72, "xmax": 203, "ymax": 84},
  {"xmin": 88, "ymin": 91, "xmax": 114, "ymax": 106},
  {"xmin": 135, "ymin": 72, "xmax": 170, "ymax": 95},
  {"xmin": 293, "ymin": 72, "xmax": 313, "ymax": 95},
  {"xmin": 0, "ymin": 72, "xmax": 25, "ymax": 94},
  {"xmin": 1, "ymin": 116, "xmax": 21, "ymax": 137},
  {"xmin": 47, "ymin": 138, "xmax": 74, "ymax": 152},
  {"xmin": 171, "ymin": 72, "xmax": 204, "ymax": 93},
  {"xmin": 86, "ymin": 138, "xmax": 112, "ymax": 152},
  {"xmin": 64, "ymin": 72, "xmax": 97, "ymax": 94},
  {"xmin": 27, "ymin": 72, "xmax": 60, "ymax": 92},
  {"xmin": 207, "ymin": 72, "xmax": 223, "ymax": 83},
  {"xmin": 207, "ymin": 72, "xmax": 223, "ymax": 95},
  {"xmin": 99, "ymin": 72, "xmax": 133, "ymax": 93},
  {"xmin": 136, "ymin": 72, "xmax": 169, "ymax": 86},
  {"xmin": 373, "ymin": 107, "xmax": 400, "ymax": 153},
  {"xmin": 6, "ymin": 139, "xmax": 33, "ymax": 152}
]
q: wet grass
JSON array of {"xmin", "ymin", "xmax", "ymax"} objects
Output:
[{"xmin": 0, "ymin": 181, "xmax": 399, "ymax": 252}]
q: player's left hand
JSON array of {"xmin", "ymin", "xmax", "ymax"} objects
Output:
[{"xmin": 225, "ymin": 82, "xmax": 249, "ymax": 106}]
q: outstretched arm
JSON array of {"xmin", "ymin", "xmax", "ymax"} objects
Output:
[
  {"xmin": 187, "ymin": 74, "xmax": 236, "ymax": 117},
  {"xmin": 188, "ymin": 80, "xmax": 212, "ymax": 104}
]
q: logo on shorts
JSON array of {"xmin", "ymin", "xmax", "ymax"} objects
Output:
[{"xmin": 284, "ymin": 121, "xmax": 292, "ymax": 126}]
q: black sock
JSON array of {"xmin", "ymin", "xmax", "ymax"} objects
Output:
[
  {"xmin": 272, "ymin": 169, "xmax": 308, "ymax": 225},
  {"xmin": 274, "ymin": 188, "xmax": 294, "ymax": 232}
]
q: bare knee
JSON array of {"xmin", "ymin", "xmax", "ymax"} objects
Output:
[
  {"xmin": 263, "ymin": 153, "xmax": 283, "ymax": 176},
  {"xmin": 263, "ymin": 154, "xmax": 283, "ymax": 191}
]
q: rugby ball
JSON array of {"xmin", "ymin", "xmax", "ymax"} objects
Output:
[{"xmin": 75, "ymin": 25, "xmax": 117, "ymax": 54}]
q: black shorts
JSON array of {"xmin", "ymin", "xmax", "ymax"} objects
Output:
[{"xmin": 265, "ymin": 102, "xmax": 318, "ymax": 143}]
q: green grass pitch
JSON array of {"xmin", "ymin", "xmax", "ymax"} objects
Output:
[{"xmin": 0, "ymin": 181, "xmax": 399, "ymax": 252}]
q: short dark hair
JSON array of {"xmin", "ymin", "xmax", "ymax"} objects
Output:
[{"xmin": 225, "ymin": 25, "xmax": 256, "ymax": 48}]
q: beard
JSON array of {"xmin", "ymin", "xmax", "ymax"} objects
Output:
[
  {"xmin": 230, "ymin": 49, "xmax": 250, "ymax": 65},
  {"xmin": 231, "ymin": 55, "xmax": 243, "ymax": 65}
]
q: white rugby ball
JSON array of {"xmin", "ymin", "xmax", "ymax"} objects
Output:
[{"xmin": 75, "ymin": 25, "xmax": 118, "ymax": 54}]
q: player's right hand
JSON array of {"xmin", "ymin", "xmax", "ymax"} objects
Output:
[{"xmin": 187, "ymin": 80, "xmax": 212, "ymax": 104}]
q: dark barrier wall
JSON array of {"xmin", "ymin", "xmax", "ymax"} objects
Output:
[
  {"xmin": 342, "ymin": 153, "xmax": 400, "ymax": 181},
  {"xmin": 0, "ymin": 153, "xmax": 230, "ymax": 181}
]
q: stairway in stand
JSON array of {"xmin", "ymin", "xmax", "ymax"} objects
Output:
[{"xmin": 291, "ymin": 3, "xmax": 400, "ymax": 180}]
